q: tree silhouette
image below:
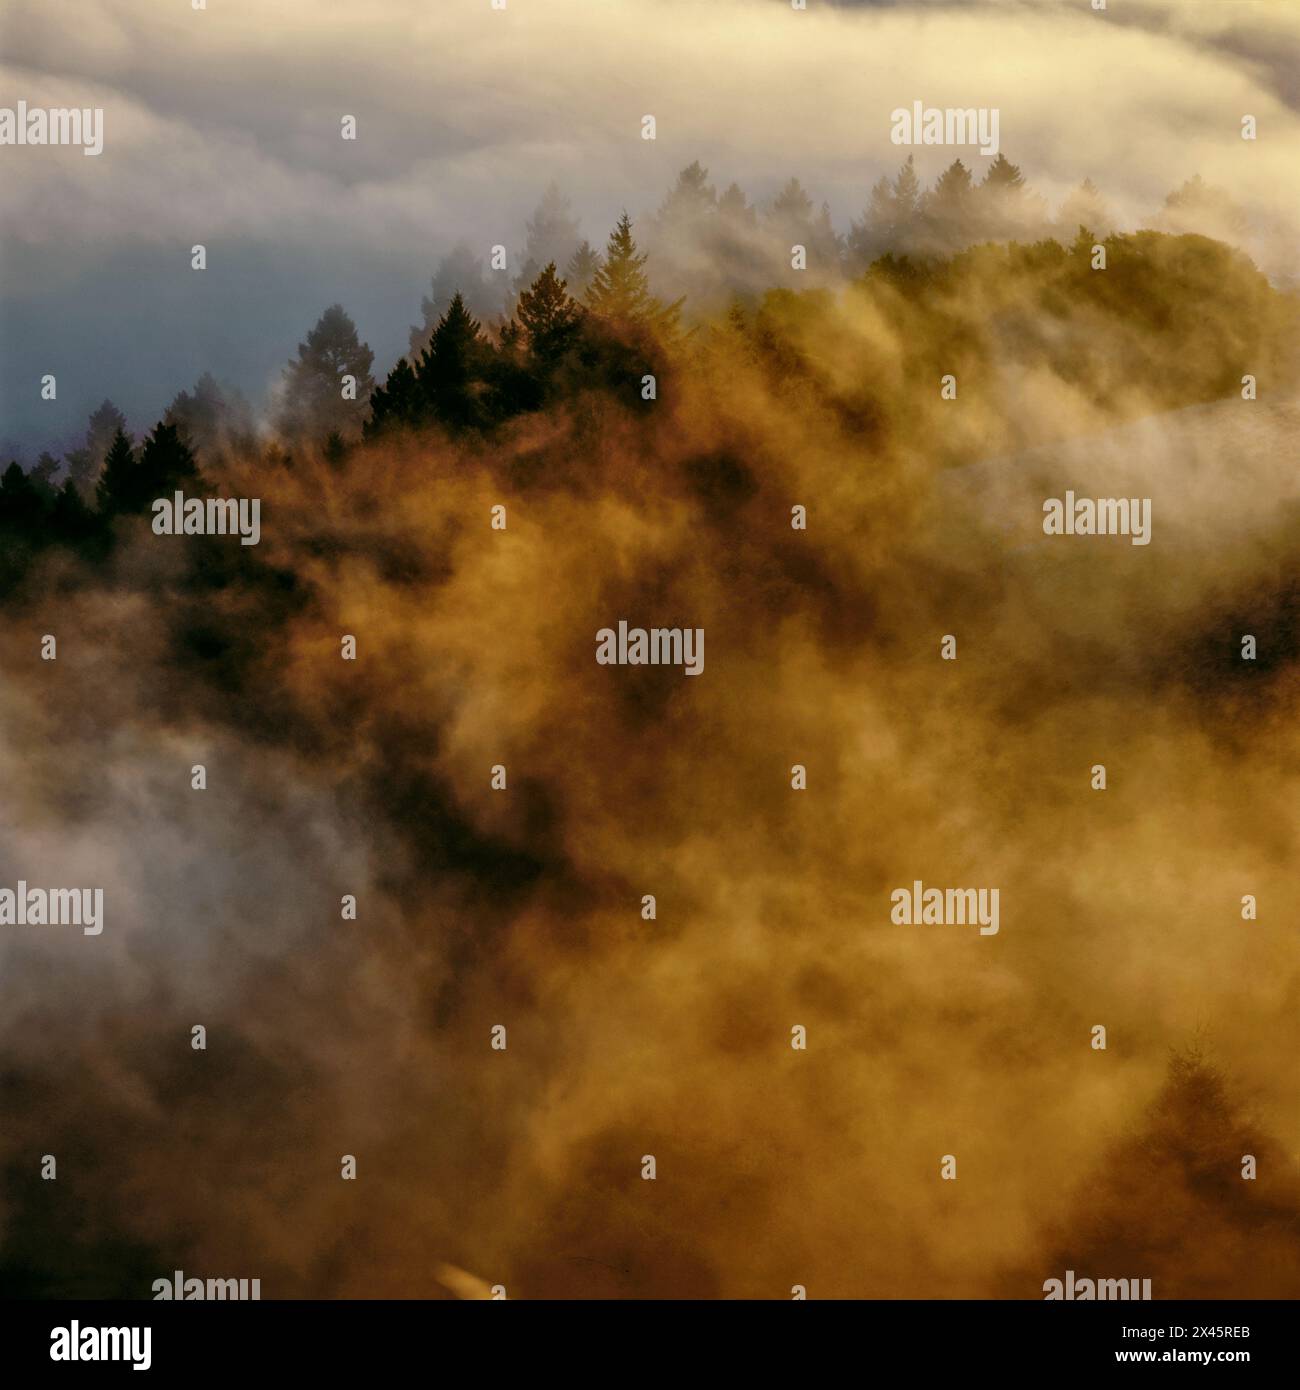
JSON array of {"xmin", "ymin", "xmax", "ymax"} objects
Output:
[
  {"xmin": 99, "ymin": 423, "xmax": 200, "ymax": 516},
  {"xmin": 65, "ymin": 399, "xmax": 128, "ymax": 499},
  {"xmin": 765, "ymin": 177, "xmax": 841, "ymax": 278},
  {"xmin": 1056, "ymin": 177, "xmax": 1112, "ymax": 240},
  {"xmin": 365, "ymin": 357, "xmax": 425, "ymax": 438},
  {"xmin": 586, "ymin": 213, "xmax": 681, "ymax": 330},
  {"xmin": 517, "ymin": 262, "xmax": 583, "ymax": 362},
  {"xmin": 0, "ymin": 461, "xmax": 45, "ymax": 532},
  {"xmin": 415, "ymin": 293, "xmax": 491, "ymax": 432},
  {"xmin": 30, "ymin": 451, "xmax": 60, "ymax": 499},
  {"xmin": 654, "ymin": 161, "xmax": 717, "ymax": 236},
  {"xmin": 922, "ymin": 159, "xmax": 976, "ymax": 251},
  {"xmin": 1154, "ymin": 174, "xmax": 1249, "ymax": 240},
  {"xmin": 514, "ymin": 184, "xmax": 582, "ymax": 299},
  {"xmin": 410, "ymin": 244, "xmax": 501, "ymax": 356},
  {"xmin": 564, "ymin": 241, "xmax": 602, "ymax": 298},
  {"xmin": 94, "ymin": 428, "xmax": 139, "ymax": 514},
  {"xmin": 849, "ymin": 155, "xmax": 922, "ymax": 268},
  {"xmin": 278, "ymin": 305, "xmax": 375, "ymax": 442},
  {"xmin": 166, "ymin": 372, "xmax": 255, "ymax": 459}
]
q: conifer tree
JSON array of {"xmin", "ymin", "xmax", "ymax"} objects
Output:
[
  {"xmin": 0, "ymin": 461, "xmax": 45, "ymax": 533},
  {"xmin": 278, "ymin": 304, "xmax": 375, "ymax": 441},
  {"xmin": 416, "ymin": 293, "xmax": 490, "ymax": 431},
  {"xmin": 564, "ymin": 241, "xmax": 602, "ymax": 297},
  {"xmin": 1056, "ymin": 177, "xmax": 1112, "ymax": 240},
  {"xmin": 514, "ymin": 184, "xmax": 582, "ymax": 297},
  {"xmin": 66, "ymin": 399, "xmax": 127, "ymax": 498},
  {"xmin": 95, "ymin": 428, "xmax": 139, "ymax": 514},
  {"xmin": 586, "ymin": 213, "xmax": 681, "ymax": 330},
  {"xmin": 365, "ymin": 357, "xmax": 425, "ymax": 438},
  {"xmin": 516, "ymin": 263, "xmax": 583, "ymax": 361},
  {"xmin": 99, "ymin": 423, "xmax": 200, "ymax": 515}
]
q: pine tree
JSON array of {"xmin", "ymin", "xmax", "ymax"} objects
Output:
[
  {"xmin": 977, "ymin": 153, "xmax": 1029, "ymax": 239},
  {"xmin": 564, "ymin": 241, "xmax": 602, "ymax": 297},
  {"xmin": 66, "ymin": 399, "xmax": 127, "ymax": 498},
  {"xmin": 95, "ymin": 428, "xmax": 139, "ymax": 514},
  {"xmin": 166, "ymin": 372, "xmax": 254, "ymax": 457},
  {"xmin": 1056, "ymin": 177, "xmax": 1112, "ymax": 240},
  {"xmin": 50, "ymin": 478, "xmax": 98, "ymax": 549},
  {"xmin": 0, "ymin": 461, "xmax": 45, "ymax": 533},
  {"xmin": 411, "ymin": 244, "xmax": 498, "ymax": 356},
  {"xmin": 1155, "ymin": 175, "xmax": 1249, "ymax": 239},
  {"xmin": 717, "ymin": 182, "xmax": 757, "ymax": 229},
  {"xmin": 516, "ymin": 263, "xmax": 583, "ymax": 361},
  {"xmin": 137, "ymin": 422, "xmax": 200, "ymax": 502},
  {"xmin": 654, "ymin": 161, "xmax": 717, "ymax": 233},
  {"xmin": 416, "ymin": 293, "xmax": 490, "ymax": 431},
  {"xmin": 765, "ymin": 177, "xmax": 841, "ymax": 277},
  {"xmin": 586, "ymin": 213, "xmax": 680, "ymax": 329},
  {"xmin": 514, "ymin": 184, "xmax": 582, "ymax": 297},
  {"xmin": 923, "ymin": 159, "xmax": 976, "ymax": 250},
  {"xmin": 100, "ymin": 422, "xmax": 200, "ymax": 515},
  {"xmin": 893, "ymin": 154, "xmax": 921, "ymax": 227},
  {"xmin": 278, "ymin": 304, "xmax": 375, "ymax": 441},
  {"xmin": 848, "ymin": 173, "xmax": 895, "ymax": 269},
  {"xmin": 365, "ymin": 357, "xmax": 425, "ymax": 437},
  {"xmin": 767, "ymin": 177, "xmax": 815, "ymax": 235},
  {"xmin": 30, "ymin": 451, "xmax": 61, "ymax": 498}
]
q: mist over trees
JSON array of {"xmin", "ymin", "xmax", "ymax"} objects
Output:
[{"xmin": 0, "ymin": 153, "xmax": 1289, "ymax": 588}]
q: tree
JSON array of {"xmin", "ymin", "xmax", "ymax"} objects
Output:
[
  {"xmin": 516, "ymin": 262, "xmax": 583, "ymax": 362},
  {"xmin": 94, "ymin": 428, "xmax": 139, "ymax": 514},
  {"xmin": 365, "ymin": 357, "xmax": 425, "ymax": 438},
  {"xmin": 1056, "ymin": 177, "xmax": 1112, "ymax": 242},
  {"xmin": 278, "ymin": 304, "xmax": 375, "ymax": 441},
  {"xmin": 30, "ymin": 451, "xmax": 61, "ymax": 498},
  {"xmin": 1154, "ymin": 175, "xmax": 1249, "ymax": 241},
  {"xmin": 410, "ymin": 244, "xmax": 501, "ymax": 356},
  {"xmin": 415, "ymin": 293, "xmax": 491, "ymax": 432},
  {"xmin": 654, "ymin": 161, "xmax": 717, "ymax": 236},
  {"xmin": 718, "ymin": 181, "xmax": 757, "ymax": 230},
  {"xmin": 99, "ymin": 423, "xmax": 200, "ymax": 516},
  {"xmin": 0, "ymin": 461, "xmax": 45, "ymax": 533},
  {"xmin": 977, "ymin": 153, "xmax": 1035, "ymax": 240},
  {"xmin": 922, "ymin": 159, "xmax": 976, "ymax": 251},
  {"xmin": 166, "ymin": 372, "xmax": 254, "ymax": 458},
  {"xmin": 65, "ymin": 399, "xmax": 128, "ymax": 499},
  {"xmin": 893, "ymin": 155, "xmax": 922, "ymax": 228},
  {"xmin": 586, "ymin": 213, "xmax": 681, "ymax": 330},
  {"xmin": 514, "ymin": 184, "xmax": 582, "ymax": 298},
  {"xmin": 49, "ymin": 478, "xmax": 99, "ymax": 550},
  {"xmin": 765, "ymin": 177, "xmax": 841, "ymax": 278},
  {"xmin": 137, "ymin": 422, "xmax": 201, "ymax": 502},
  {"xmin": 565, "ymin": 241, "xmax": 602, "ymax": 298}
]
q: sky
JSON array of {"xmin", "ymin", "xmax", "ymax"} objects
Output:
[{"xmin": 2, "ymin": 0, "xmax": 1298, "ymax": 454}]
